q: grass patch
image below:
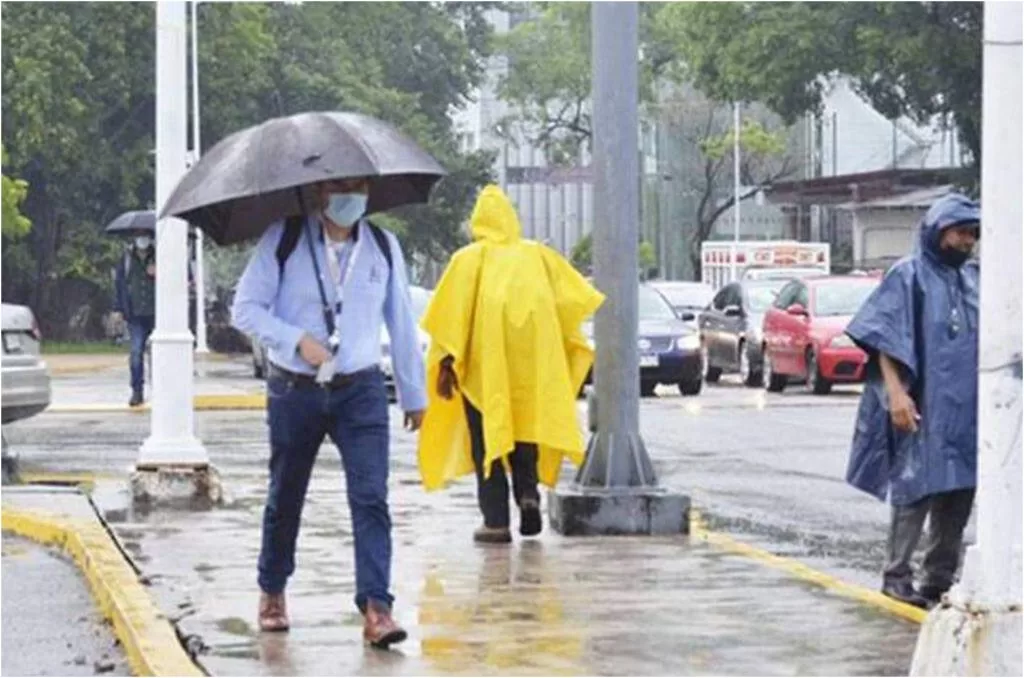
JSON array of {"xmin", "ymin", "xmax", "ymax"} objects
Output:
[{"xmin": 42, "ymin": 341, "xmax": 128, "ymax": 355}]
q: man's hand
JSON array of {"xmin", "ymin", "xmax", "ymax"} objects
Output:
[
  {"xmin": 146, "ymin": 263, "xmax": 156, "ymax": 277},
  {"xmin": 404, "ymin": 410, "xmax": 425, "ymax": 432},
  {"xmin": 298, "ymin": 334, "xmax": 332, "ymax": 367},
  {"xmin": 437, "ymin": 358, "xmax": 458, "ymax": 400},
  {"xmin": 889, "ymin": 388, "xmax": 920, "ymax": 434}
]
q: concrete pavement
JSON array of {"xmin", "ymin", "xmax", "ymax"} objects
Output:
[
  {"xmin": 1, "ymin": 534, "xmax": 130, "ymax": 677},
  {"xmin": 1, "ymin": 357, "xmax": 932, "ymax": 675}
]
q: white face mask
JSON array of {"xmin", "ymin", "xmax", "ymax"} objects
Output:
[{"xmin": 135, "ymin": 235, "xmax": 153, "ymax": 250}]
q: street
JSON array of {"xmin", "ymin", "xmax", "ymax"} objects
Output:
[{"xmin": 1, "ymin": 357, "xmax": 924, "ymax": 675}]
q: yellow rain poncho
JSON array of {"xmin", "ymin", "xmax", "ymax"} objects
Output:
[{"xmin": 417, "ymin": 185, "xmax": 604, "ymax": 490}]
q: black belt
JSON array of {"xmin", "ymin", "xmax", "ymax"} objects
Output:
[{"xmin": 267, "ymin": 363, "xmax": 378, "ymax": 390}]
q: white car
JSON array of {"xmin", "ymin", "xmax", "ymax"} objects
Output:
[{"xmin": 1, "ymin": 303, "xmax": 51, "ymax": 424}]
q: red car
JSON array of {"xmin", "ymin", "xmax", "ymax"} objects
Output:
[{"xmin": 761, "ymin": 275, "xmax": 880, "ymax": 395}]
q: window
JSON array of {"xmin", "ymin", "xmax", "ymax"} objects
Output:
[
  {"xmin": 774, "ymin": 282, "xmax": 800, "ymax": 309},
  {"xmin": 638, "ymin": 286, "xmax": 677, "ymax": 321},
  {"xmin": 723, "ymin": 285, "xmax": 742, "ymax": 309},
  {"xmin": 745, "ymin": 281, "xmax": 786, "ymax": 313},
  {"xmin": 712, "ymin": 286, "xmax": 732, "ymax": 311},
  {"xmin": 795, "ymin": 284, "xmax": 810, "ymax": 309},
  {"xmin": 812, "ymin": 281, "xmax": 878, "ymax": 317}
]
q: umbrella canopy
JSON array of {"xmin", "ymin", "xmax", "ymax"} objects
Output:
[
  {"xmin": 105, "ymin": 210, "xmax": 155, "ymax": 236},
  {"xmin": 104, "ymin": 209, "xmax": 197, "ymax": 240},
  {"xmin": 159, "ymin": 111, "xmax": 446, "ymax": 245}
]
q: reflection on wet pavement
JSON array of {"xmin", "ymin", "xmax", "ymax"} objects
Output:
[{"xmin": 96, "ymin": 461, "xmax": 919, "ymax": 676}]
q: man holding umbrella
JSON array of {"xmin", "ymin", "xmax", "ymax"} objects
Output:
[{"xmin": 110, "ymin": 219, "xmax": 157, "ymax": 408}]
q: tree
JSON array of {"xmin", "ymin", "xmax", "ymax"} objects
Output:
[
  {"xmin": 497, "ymin": 7, "xmax": 797, "ymax": 278},
  {"xmin": 653, "ymin": 2, "xmax": 982, "ymax": 173},
  {"xmin": 2, "ymin": 2, "xmax": 497, "ymax": 339},
  {"xmin": 1, "ymin": 145, "xmax": 31, "ymax": 239}
]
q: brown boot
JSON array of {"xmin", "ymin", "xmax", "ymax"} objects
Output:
[
  {"xmin": 363, "ymin": 600, "xmax": 407, "ymax": 649},
  {"xmin": 258, "ymin": 592, "xmax": 290, "ymax": 632},
  {"xmin": 473, "ymin": 525, "xmax": 512, "ymax": 544}
]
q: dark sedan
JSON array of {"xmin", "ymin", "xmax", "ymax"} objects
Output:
[
  {"xmin": 699, "ymin": 278, "xmax": 786, "ymax": 387},
  {"xmin": 584, "ymin": 284, "xmax": 703, "ymax": 397}
]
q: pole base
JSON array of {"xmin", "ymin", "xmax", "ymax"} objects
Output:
[
  {"xmin": 130, "ymin": 464, "xmax": 224, "ymax": 509},
  {"xmin": 548, "ymin": 487, "xmax": 690, "ymax": 536},
  {"xmin": 910, "ymin": 597, "xmax": 1022, "ymax": 676},
  {"xmin": 1, "ymin": 454, "xmax": 20, "ymax": 486}
]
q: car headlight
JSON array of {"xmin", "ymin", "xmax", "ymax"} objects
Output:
[
  {"xmin": 830, "ymin": 334, "xmax": 855, "ymax": 348},
  {"xmin": 676, "ymin": 334, "xmax": 701, "ymax": 351}
]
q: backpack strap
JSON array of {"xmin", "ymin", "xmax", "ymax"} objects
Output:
[
  {"xmin": 275, "ymin": 215, "xmax": 305, "ymax": 280},
  {"xmin": 276, "ymin": 216, "xmax": 393, "ymax": 280}
]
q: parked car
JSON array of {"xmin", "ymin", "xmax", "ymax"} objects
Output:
[
  {"xmin": 381, "ymin": 286, "xmax": 432, "ymax": 401},
  {"xmin": 1, "ymin": 303, "xmax": 51, "ymax": 424},
  {"xmin": 742, "ymin": 267, "xmax": 829, "ymax": 282},
  {"xmin": 761, "ymin": 276, "xmax": 880, "ymax": 395},
  {"xmin": 648, "ymin": 280, "xmax": 714, "ymax": 327},
  {"xmin": 699, "ymin": 279, "xmax": 787, "ymax": 387},
  {"xmin": 583, "ymin": 284, "xmax": 703, "ymax": 397}
]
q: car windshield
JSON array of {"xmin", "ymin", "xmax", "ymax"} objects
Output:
[
  {"xmin": 656, "ymin": 284, "xmax": 713, "ymax": 310},
  {"xmin": 638, "ymin": 285, "xmax": 677, "ymax": 321},
  {"xmin": 813, "ymin": 281, "xmax": 878, "ymax": 317},
  {"xmin": 745, "ymin": 282, "xmax": 785, "ymax": 313}
]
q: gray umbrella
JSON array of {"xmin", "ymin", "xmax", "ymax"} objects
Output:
[
  {"xmin": 159, "ymin": 111, "xmax": 447, "ymax": 245},
  {"xmin": 105, "ymin": 210, "xmax": 155, "ymax": 236},
  {"xmin": 104, "ymin": 209, "xmax": 197, "ymax": 239}
]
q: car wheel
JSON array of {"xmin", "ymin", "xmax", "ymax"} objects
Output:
[
  {"xmin": 679, "ymin": 378, "xmax": 702, "ymax": 396},
  {"xmin": 702, "ymin": 344, "xmax": 722, "ymax": 383},
  {"xmin": 763, "ymin": 350, "xmax": 787, "ymax": 393},
  {"xmin": 739, "ymin": 342, "xmax": 762, "ymax": 388},
  {"xmin": 641, "ymin": 381, "xmax": 658, "ymax": 398},
  {"xmin": 807, "ymin": 348, "xmax": 833, "ymax": 396}
]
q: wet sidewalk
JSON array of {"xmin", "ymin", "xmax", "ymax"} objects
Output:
[{"xmin": 88, "ymin": 436, "xmax": 920, "ymax": 676}]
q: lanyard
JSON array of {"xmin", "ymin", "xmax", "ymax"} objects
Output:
[{"xmin": 325, "ymin": 228, "xmax": 363, "ymax": 316}]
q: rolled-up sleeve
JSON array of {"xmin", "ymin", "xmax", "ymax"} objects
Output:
[
  {"xmin": 230, "ymin": 222, "xmax": 306, "ymax": 358},
  {"xmin": 382, "ymin": 233, "xmax": 428, "ymax": 412}
]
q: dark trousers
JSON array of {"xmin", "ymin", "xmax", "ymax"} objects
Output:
[
  {"xmin": 259, "ymin": 369, "xmax": 392, "ymax": 612},
  {"xmin": 128, "ymin": 315, "xmax": 155, "ymax": 393},
  {"xmin": 884, "ymin": 488, "xmax": 976, "ymax": 592},
  {"xmin": 463, "ymin": 398, "xmax": 539, "ymax": 529}
]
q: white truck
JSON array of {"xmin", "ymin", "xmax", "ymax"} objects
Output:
[{"xmin": 700, "ymin": 240, "xmax": 831, "ymax": 290}]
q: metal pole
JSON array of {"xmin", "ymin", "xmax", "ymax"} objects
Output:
[
  {"xmin": 832, "ymin": 111, "xmax": 838, "ymax": 176},
  {"xmin": 910, "ymin": 2, "xmax": 1022, "ymax": 674},
  {"xmin": 577, "ymin": 0, "xmax": 650, "ymax": 490},
  {"xmin": 190, "ymin": 0, "xmax": 208, "ymax": 354},
  {"xmin": 139, "ymin": 0, "xmax": 207, "ymax": 468},
  {"xmin": 732, "ymin": 101, "xmax": 741, "ymax": 281}
]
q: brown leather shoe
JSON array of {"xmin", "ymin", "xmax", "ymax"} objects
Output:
[
  {"xmin": 473, "ymin": 525, "xmax": 512, "ymax": 544},
  {"xmin": 258, "ymin": 592, "xmax": 290, "ymax": 632},
  {"xmin": 363, "ymin": 600, "xmax": 407, "ymax": 649}
]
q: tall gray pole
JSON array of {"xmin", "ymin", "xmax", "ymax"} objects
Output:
[
  {"xmin": 910, "ymin": 2, "xmax": 1022, "ymax": 674},
  {"xmin": 190, "ymin": 0, "xmax": 208, "ymax": 354},
  {"xmin": 550, "ymin": 1, "xmax": 688, "ymax": 535}
]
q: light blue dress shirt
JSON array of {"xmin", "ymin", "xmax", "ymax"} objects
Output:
[{"xmin": 231, "ymin": 216, "xmax": 427, "ymax": 412}]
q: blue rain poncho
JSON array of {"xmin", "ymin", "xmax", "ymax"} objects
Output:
[{"xmin": 845, "ymin": 194, "xmax": 980, "ymax": 506}]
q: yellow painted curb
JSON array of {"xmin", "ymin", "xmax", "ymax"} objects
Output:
[
  {"xmin": 689, "ymin": 511, "xmax": 926, "ymax": 625},
  {"xmin": 1, "ymin": 508, "xmax": 204, "ymax": 677},
  {"xmin": 47, "ymin": 393, "xmax": 267, "ymax": 414},
  {"xmin": 18, "ymin": 472, "xmax": 99, "ymax": 493}
]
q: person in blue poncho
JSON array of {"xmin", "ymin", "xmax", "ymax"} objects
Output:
[{"xmin": 845, "ymin": 193, "xmax": 980, "ymax": 609}]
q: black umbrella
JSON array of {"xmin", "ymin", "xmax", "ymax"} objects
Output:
[
  {"xmin": 104, "ymin": 209, "xmax": 197, "ymax": 240},
  {"xmin": 159, "ymin": 111, "xmax": 447, "ymax": 245},
  {"xmin": 105, "ymin": 210, "xmax": 155, "ymax": 236}
]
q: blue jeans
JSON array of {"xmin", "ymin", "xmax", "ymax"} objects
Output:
[
  {"xmin": 258, "ymin": 368, "xmax": 393, "ymax": 612},
  {"xmin": 128, "ymin": 315, "xmax": 155, "ymax": 392}
]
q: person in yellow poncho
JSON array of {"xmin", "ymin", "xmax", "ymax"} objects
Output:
[{"xmin": 417, "ymin": 185, "xmax": 604, "ymax": 544}]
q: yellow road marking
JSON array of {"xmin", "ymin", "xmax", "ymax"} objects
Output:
[{"xmin": 689, "ymin": 511, "xmax": 926, "ymax": 625}]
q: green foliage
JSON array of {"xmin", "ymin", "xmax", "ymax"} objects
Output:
[
  {"xmin": 1, "ymin": 145, "xmax": 31, "ymax": 238},
  {"xmin": 569, "ymin": 233, "xmax": 657, "ymax": 278},
  {"xmin": 2, "ymin": 2, "xmax": 495, "ymax": 338},
  {"xmin": 656, "ymin": 2, "xmax": 982, "ymax": 169}
]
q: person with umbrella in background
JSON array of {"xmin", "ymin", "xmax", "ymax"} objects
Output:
[
  {"xmin": 844, "ymin": 193, "xmax": 980, "ymax": 609},
  {"xmin": 161, "ymin": 112, "xmax": 445, "ymax": 648},
  {"xmin": 109, "ymin": 211, "xmax": 158, "ymax": 407}
]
